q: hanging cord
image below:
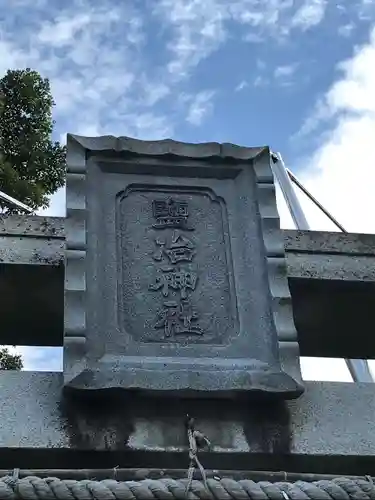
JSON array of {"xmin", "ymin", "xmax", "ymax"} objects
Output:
[{"xmin": 185, "ymin": 415, "xmax": 210, "ymax": 497}]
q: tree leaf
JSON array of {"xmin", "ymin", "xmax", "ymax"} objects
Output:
[{"xmin": 0, "ymin": 69, "xmax": 66, "ymax": 213}]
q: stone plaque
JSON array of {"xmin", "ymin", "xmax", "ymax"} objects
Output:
[
  {"xmin": 64, "ymin": 135, "xmax": 304, "ymax": 399},
  {"xmin": 117, "ymin": 186, "xmax": 236, "ymax": 345}
]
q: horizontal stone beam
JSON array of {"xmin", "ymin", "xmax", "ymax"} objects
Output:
[
  {"xmin": 2, "ymin": 215, "xmax": 375, "ymax": 281},
  {"xmin": 284, "ymin": 230, "xmax": 375, "ymax": 282},
  {"xmin": 0, "ymin": 371, "xmax": 373, "ymax": 475},
  {"xmin": 0, "ymin": 215, "xmax": 64, "ymax": 266},
  {"xmin": 1, "ymin": 215, "xmax": 374, "ymax": 359}
]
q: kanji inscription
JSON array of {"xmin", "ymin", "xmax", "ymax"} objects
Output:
[
  {"xmin": 152, "ymin": 231, "xmax": 195, "ymax": 264},
  {"xmin": 149, "ymin": 266, "xmax": 198, "ymax": 299},
  {"xmin": 149, "ymin": 200, "xmax": 203, "ymax": 339},
  {"xmin": 152, "ymin": 198, "xmax": 193, "ymax": 230},
  {"xmin": 117, "ymin": 185, "xmax": 236, "ymax": 346},
  {"xmin": 153, "ymin": 299, "xmax": 203, "ymax": 338}
]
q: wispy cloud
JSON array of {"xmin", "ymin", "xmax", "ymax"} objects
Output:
[
  {"xmin": 235, "ymin": 80, "xmax": 248, "ymax": 92},
  {"xmin": 251, "ymin": 63, "xmax": 298, "ymax": 89},
  {"xmin": 274, "ymin": 64, "xmax": 297, "ymax": 78},
  {"xmin": 273, "ymin": 63, "xmax": 298, "ymax": 87},
  {"xmin": 0, "ymin": 0, "xmax": 339, "ymax": 145},
  {"xmin": 253, "ymin": 75, "xmax": 269, "ymax": 87},
  {"xmin": 37, "ymin": 13, "xmax": 94, "ymax": 47},
  {"xmin": 153, "ymin": 0, "xmax": 228, "ymax": 79},
  {"xmin": 154, "ymin": 0, "xmax": 331, "ymax": 80},
  {"xmin": 286, "ymin": 26, "xmax": 375, "ymax": 235},
  {"xmin": 139, "ymin": 80, "xmax": 171, "ymax": 106},
  {"xmin": 243, "ymin": 32, "xmax": 264, "ymax": 43},
  {"xmin": 294, "ymin": 99, "xmax": 331, "ymax": 138},
  {"xmin": 185, "ymin": 90, "xmax": 216, "ymax": 126},
  {"xmin": 0, "ymin": 1, "xmax": 174, "ymax": 140},
  {"xmin": 292, "ymin": 0, "xmax": 327, "ymax": 31},
  {"xmin": 297, "ymin": 27, "xmax": 375, "ymax": 140},
  {"xmin": 358, "ymin": 0, "xmax": 375, "ymax": 21},
  {"xmin": 338, "ymin": 22, "xmax": 355, "ymax": 37}
]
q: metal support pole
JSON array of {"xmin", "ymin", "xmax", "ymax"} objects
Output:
[
  {"xmin": 285, "ymin": 168, "xmax": 347, "ymax": 233},
  {"xmin": 345, "ymin": 359, "xmax": 374, "ymax": 383},
  {"xmin": 271, "ymin": 152, "xmax": 373, "ymax": 383},
  {"xmin": 271, "ymin": 152, "xmax": 310, "ymax": 230},
  {"xmin": 0, "ymin": 190, "xmax": 33, "ymax": 213}
]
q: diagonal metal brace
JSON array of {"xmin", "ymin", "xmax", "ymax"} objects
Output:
[{"xmin": 271, "ymin": 151, "xmax": 373, "ymax": 384}]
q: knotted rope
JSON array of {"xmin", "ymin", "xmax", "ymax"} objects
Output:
[
  {"xmin": 185, "ymin": 415, "xmax": 210, "ymax": 496},
  {"xmin": 1, "ymin": 475, "xmax": 375, "ymax": 499}
]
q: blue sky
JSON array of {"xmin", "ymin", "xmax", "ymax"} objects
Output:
[{"xmin": 1, "ymin": 0, "xmax": 375, "ymax": 379}]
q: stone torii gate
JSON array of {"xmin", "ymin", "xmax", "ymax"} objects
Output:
[{"xmin": 0, "ymin": 135, "xmax": 375, "ymax": 499}]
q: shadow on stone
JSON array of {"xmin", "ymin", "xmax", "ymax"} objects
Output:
[{"xmin": 60, "ymin": 390, "xmax": 291, "ymax": 456}]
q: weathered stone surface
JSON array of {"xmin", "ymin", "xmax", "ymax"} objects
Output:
[
  {"xmin": 0, "ymin": 214, "xmax": 64, "ymax": 237},
  {"xmin": 287, "ymin": 253, "xmax": 375, "ymax": 281},
  {"xmin": 64, "ymin": 135, "xmax": 303, "ymax": 399},
  {"xmin": 285, "ymin": 230, "xmax": 375, "ymax": 282},
  {"xmin": 0, "ymin": 216, "xmax": 374, "ymax": 357},
  {"xmin": 0, "ymin": 236, "xmax": 62, "ymax": 266},
  {"xmin": 2, "ymin": 215, "xmax": 375, "ymax": 281},
  {"xmin": 0, "ymin": 215, "xmax": 64, "ymax": 265},
  {"xmin": 0, "ymin": 371, "xmax": 374, "ymax": 474},
  {"xmin": 284, "ymin": 229, "xmax": 375, "ymax": 255}
]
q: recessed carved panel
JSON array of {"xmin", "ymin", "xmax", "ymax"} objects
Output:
[{"xmin": 117, "ymin": 185, "xmax": 238, "ymax": 344}]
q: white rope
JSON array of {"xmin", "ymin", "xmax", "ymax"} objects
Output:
[{"xmin": 0, "ymin": 475, "xmax": 374, "ymax": 499}]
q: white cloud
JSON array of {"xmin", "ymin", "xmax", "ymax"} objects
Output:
[
  {"xmin": 338, "ymin": 22, "xmax": 355, "ymax": 37},
  {"xmin": 254, "ymin": 75, "xmax": 269, "ymax": 87},
  {"xmin": 283, "ymin": 25, "xmax": 375, "ymax": 235},
  {"xmin": 359, "ymin": 0, "xmax": 375, "ymax": 21},
  {"xmin": 140, "ymin": 80, "xmax": 170, "ymax": 106},
  {"xmin": 235, "ymin": 80, "xmax": 248, "ymax": 91},
  {"xmin": 294, "ymin": 99, "xmax": 331, "ymax": 138},
  {"xmin": 292, "ymin": 0, "xmax": 327, "ymax": 31},
  {"xmin": 0, "ymin": 0, "xmax": 175, "ymax": 146},
  {"xmin": 154, "ymin": 0, "xmax": 228, "ymax": 79},
  {"xmin": 37, "ymin": 13, "xmax": 93, "ymax": 47},
  {"xmin": 274, "ymin": 64, "xmax": 297, "ymax": 78},
  {"xmin": 155, "ymin": 0, "xmax": 330, "ymax": 79},
  {"xmin": 274, "ymin": 63, "xmax": 298, "ymax": 86},
  {"xmin": 243, "ymin": 32, "xmax": 264, "ymax": 43},
  {"xmin": 185, "ymin": 90, "xmax": 216, "ymax": 126}
]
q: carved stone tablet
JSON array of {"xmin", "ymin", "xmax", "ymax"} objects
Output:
[
  {"xmin": 118, "ymin": 187, "xmax": 235, "ymax": 345},
  {"xmin": 64, "ymin": 135, "xmax": 304, "ymax": 399}
]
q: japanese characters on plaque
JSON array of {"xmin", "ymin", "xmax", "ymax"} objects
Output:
[{"xmin": 148, "ymin": 198, "xmax": 204, "ymax": 339}]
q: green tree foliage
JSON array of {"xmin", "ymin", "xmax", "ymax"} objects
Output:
[
  {"xmin": 0, "ymin": 69, "xmax": 66, "ymax": 213},
  {"xmin": 0, "ymin": 347, "xmax": 23, "ymax": 370}
]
